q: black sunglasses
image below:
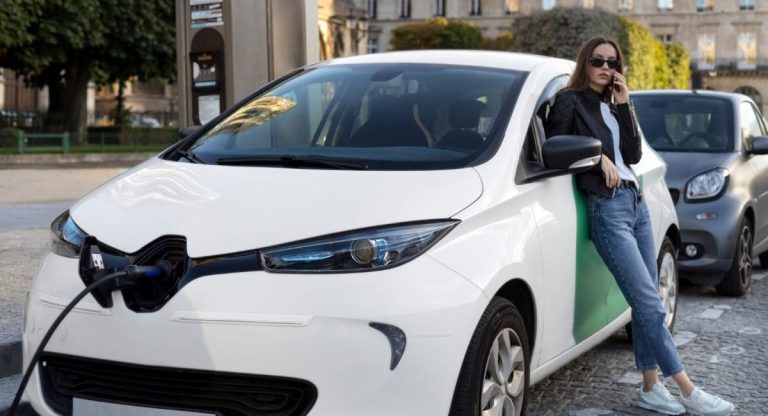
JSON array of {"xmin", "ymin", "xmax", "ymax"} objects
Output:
[{"xmin": 588, "ymin": 57, "xmax": 620, "ymax": 70}]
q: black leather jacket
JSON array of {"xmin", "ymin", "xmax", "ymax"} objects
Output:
[{"xmin": 543, "ymin": 88, "xmax": 642, "ymax": 198}]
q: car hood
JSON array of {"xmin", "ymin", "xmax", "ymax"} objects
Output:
[
  {"xmin": 658, "ymin": 151, "xmax": 735, "ymax": 189},
  {"xmin": 70, "ymin": 158, "xmax": 483, "ymax": 257}
]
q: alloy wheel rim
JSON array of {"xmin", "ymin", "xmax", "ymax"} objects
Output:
[
  {"xmin": 481, "ymin": 328, "xmax": 525, "ymax": 416},
  {"xmin": 658, "ymin": 252, "xmax": 677, "ymax": 329},
  {"xmin": 739, "ymin": 226, "xmax": 752, "ymax": 287}
]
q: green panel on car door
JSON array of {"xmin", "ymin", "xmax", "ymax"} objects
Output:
[{"xmin": 572, "ymin": 180, "xmax": 630, "ymax": 343}]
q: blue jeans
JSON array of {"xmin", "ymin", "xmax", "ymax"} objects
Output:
[{"xmin": 587, "ymin": 185, "xmax": 684, "ymax": 378}]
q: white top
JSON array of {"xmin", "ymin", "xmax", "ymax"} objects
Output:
[{"xmin": 600, "ymin": 102, "xmax": 636, "ymax": 183}]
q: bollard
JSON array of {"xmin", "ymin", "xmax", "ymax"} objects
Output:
[
  {"xmin": 17, "ymin": 131, "xmax": 25, "ymax": 154},
  {"xmin": 62, "ymin": 132, "xmax": 70, "ymax": 154}
]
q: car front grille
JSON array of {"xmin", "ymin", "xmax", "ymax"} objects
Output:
[
  {"xmin": 39, "ymin": 353, "xmax": 317, "ymax": 416},
  {"xmin": 669, "ymin": 188, "xmax": 680, "ymax": 205}
]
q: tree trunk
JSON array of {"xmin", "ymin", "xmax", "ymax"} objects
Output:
[{"xmin": 44, "ymin": 57, "xmax": 91, "ymax": 144}]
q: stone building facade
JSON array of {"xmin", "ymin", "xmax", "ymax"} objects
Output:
[{"xmin": 365, "ymin": 0, "xmax": 768, "ymax": 112}]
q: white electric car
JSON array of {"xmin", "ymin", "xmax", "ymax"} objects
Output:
[{"xmin": 24, "ymin": 51, "xmax": 680, "ymax": 416}]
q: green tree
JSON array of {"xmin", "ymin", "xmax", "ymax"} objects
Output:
[
  {"xmin": 510, "ymin": 7, "xmax": 690, "ymax": 90},
  {"xmin": 391, "ymin": 18, "xmax": 483, "ymax": 51},
  {"xmin": 0, "ymin": 0, "xmax": 175, "ymax": 141},
  {"xmin": 511, "ymin": 8, "xmax": 623, "ymax": 60},
  {"xmin": 665, "ymin": 42, "xmax": 690, "ymax": 89},
  {"xmin": 0, "ymin": 0, "xmax": 41, "ymax": 56}
]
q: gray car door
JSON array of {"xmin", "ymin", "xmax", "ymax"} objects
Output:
[{"xmin": 740, "ymin": 101, "xmax": 768, "ymax": 252}]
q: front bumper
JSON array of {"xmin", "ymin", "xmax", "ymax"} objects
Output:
[
  {"xmin": 24, "ymin": 252, "xmax": 488, "ymax": 416},
  {"xmin": 675, "ymin": 193, "xmax": 743, "ymax": 281}
]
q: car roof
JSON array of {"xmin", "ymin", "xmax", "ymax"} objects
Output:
[
  {"xmin": 630, "ymin": 89, "xmax": 748, "ymax": 103},
  {"xmin": 318, "ymin": 50, "xmax": 571, "ymax": 72}
]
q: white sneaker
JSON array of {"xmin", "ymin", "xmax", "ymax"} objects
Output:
[
  {"xmin": 678, "ymin": 387, "xmax": 735, "ymax": 416},
  {"xmin": 637, "ymin": 381, "xmax": 686, "ymax": 415}
]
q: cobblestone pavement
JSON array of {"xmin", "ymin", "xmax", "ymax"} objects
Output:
[{"xmin": 528, "ymin": 270, "xmax": 768, "ymax": 416}]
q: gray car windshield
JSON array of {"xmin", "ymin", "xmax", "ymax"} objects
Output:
[
  {"xmin": 633, "ymin": 94, "xmax": 734, "ymax": 153},
  {"xmin": 177, "ymin": 63, "xmax": 526, "ymax": 170}
]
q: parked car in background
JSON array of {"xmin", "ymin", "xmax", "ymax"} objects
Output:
[
  {"xmin": 632, "ymin": 90, "xmax": 768, "ymax": 296},
  {"xmin": 25, "ymin": 51, "xmax": 680, "ymax": 416}
]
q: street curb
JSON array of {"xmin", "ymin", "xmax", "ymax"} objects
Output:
[
  {"xmin": 0, "ymin": 341, "xmax": 21, "ymax": 379},
  {"xmin": 0, "ymin": 153, "xmax": 157, "ymax": 169}
]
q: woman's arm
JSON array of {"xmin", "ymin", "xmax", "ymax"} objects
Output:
[
  {"xmin": 617, "ymin": 102, "xmax": 642, "ymax": 164},
  {"xmin": 543, "ymin": 91, "xmax": 576, "ymax": 138}
]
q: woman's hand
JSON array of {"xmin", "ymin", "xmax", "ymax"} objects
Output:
[
  {"xmin": 601, "ymin": 155, "xmax": 621, "ymax": 188},
  {"xmin": 612, "ymin": 72, "xmax": 629, "ymax": 104}
]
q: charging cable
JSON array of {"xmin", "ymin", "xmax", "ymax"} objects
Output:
[{"xmin": 7, "ymin": 264, "xmax": 165, "ymax": 415}]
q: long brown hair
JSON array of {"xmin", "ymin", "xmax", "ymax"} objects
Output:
[{"xmin": 568, "ymin": 36, "xmax": 625, "ymax": 101}]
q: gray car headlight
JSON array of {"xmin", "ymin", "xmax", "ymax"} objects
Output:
[
  {"xmin": 260, "ymin": 220, "xmax": 459, "ymax": 273},
  {"xmin": 686, "ymin": 168, "xmax": 729, "ymax": 201},
  {"xmin": 50, "ymin": 211, "xmax": 87, "ymax": 258}
]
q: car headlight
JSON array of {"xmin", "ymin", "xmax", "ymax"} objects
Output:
[
  {"xmin": 50, "ymin": 211, "xmax": 87, "ymax": 258},
  {"xmin": 686, "ymin": 168, "xmax": 729, "ymax": 201},
  {"xmin": 260, "ymin": 220, "xmax": 459, "ymax": 273}
]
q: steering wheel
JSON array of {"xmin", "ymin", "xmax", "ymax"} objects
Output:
[{"xmin": 678, "ymin": 131, "xmax": 720, "ymax": 149}]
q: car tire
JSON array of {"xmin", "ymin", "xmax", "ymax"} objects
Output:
[
  {"xmin": 625, "ymin": 236, "xmax": 679, "ymax": 342},
  {"xmin": 449, "ymin": 297, "xmax": 530, "ymax": 416},
  {"xmin": 716, "ymin": 217, "xmax": 753, "ymax": 296}
]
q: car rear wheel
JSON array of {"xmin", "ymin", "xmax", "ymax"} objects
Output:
[
  {"xmin": 450, "ymin": 297, "xmax": 530, "ymax": 416},
  {"xmin": 625, "ymin": 236, "xmax": 678, "ymax": 341},
  {"xmin": 717, "ymin": 217, "xmax": 752, "ymax": 296}
]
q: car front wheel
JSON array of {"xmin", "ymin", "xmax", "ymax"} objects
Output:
[
  {"xmin": 450, "ymin": 297, "xmax": 530, "ymax": 416},
  {"xmin": 717, "ymin": 217, "xmax": 752, "ymax": 296}
]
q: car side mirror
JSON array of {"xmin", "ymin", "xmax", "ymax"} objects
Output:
[
  {"xmin": 750, "ymin": 136, "xmax": 768, "ymax": 155},
  {"xmin": 519, "ymin": 135, "xmax": 602, "ymax": 183},
  {"xmin": 543, "ymin": 135, "xmax": 602, "ymax": 170}
]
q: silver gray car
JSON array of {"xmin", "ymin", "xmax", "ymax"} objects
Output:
[{"xmin": 632, "ymin": 90, "xmax": 768, "ymax": 296}]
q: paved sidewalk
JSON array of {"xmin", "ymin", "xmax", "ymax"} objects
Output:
[{"xmin": 528, "ymin": 271, "xmax": 768, "ymax": 415}]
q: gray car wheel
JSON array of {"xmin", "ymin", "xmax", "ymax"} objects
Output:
[
  {"xmin": 717, "ymin": 217, "xmax": 752, "ymax": 296},
  {"xmin": 450, "ymin": 298, "xmax": 530, "ymax": 416}
]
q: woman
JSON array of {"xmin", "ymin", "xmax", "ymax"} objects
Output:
[{"xmin": 544, "ymin": 36, "xmax": 734, "ymax": 416}]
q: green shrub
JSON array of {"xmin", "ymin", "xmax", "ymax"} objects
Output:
[{"xmin": 391, "ymin": 18, "xmax": 483, "ymax": 50}]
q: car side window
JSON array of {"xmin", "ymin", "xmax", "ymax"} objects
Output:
[
  {"xmin": 740, "ymin": 101, "xmax": 764, "ymax": 151},
  {"xmin": 516, "ymin": 75, "xmax": 570, "ymax": 184}
]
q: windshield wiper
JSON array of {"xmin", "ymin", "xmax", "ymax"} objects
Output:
[
  {"xmin": 216, "ymin": 155, "xmax": 369, "ymax": 170},
  {"xmin": 176, "ymin": 149, "xmax": 205, "ymax": 164}
]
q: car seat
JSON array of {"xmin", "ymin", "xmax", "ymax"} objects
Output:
[
  {"xmin": 346, "ymin": 95, "xmax": 429, "ymax": 147},
  {"xmin": 436, "ymin": 99, "xmax": 486, "ymax": 151}
]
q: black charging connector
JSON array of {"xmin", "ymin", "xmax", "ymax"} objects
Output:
[{"xmin": 7, "ymin": 247, "xmax": 169, "ymax": 415}]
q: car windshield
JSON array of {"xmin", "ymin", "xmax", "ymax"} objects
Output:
[
  {"xmin": 175, "ymin": 63, "xmax": 526, "ymax": 170},
  {"xmin": 632, "ymin": 94, "xmax": 734, "ymax": 153}
]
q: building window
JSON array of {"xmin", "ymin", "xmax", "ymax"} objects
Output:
[
  {"xmin": 657, "ymin": 0, "xmax": 673, "ymax": 11},
  {"xmin": 738, "ymin": 32, "xmax": 757, "ymax": 69},
  {"xmin": 618, "ymin": 0, "xmax": 632, "ymax": 11},
  {"xmin": 542, "ymin": 0, "xmax": 556, "ymax": 10},
  {"xmin": 434, "ymin": 0, "xmax": 445, "ymax": 16},
  {"xmin": 740, "ymin": 0, "xmax": 755, "ymax": 10},
  {"xmin": 658, "ymin": 34, "xmax": 673, "ymax": 44},
  {"xmin": 582, "ymin": 0, "xmax": 594, "ymax": 7},
  {"xmin": 367, "ymin": 37, "xmax": 379, "ymax": 54},
  {"xmin": 698, "ymin": 33, "xmax": 716, "ymax": 69},
  {"xmin": 470, "ymin": 0, "xmax": 482, "ymax": 15},
  {"xmin": 505, "ymin": 0, "xmax": 520, "ymax": 14},
  {"xmin": 695, "ymin": 0, "xmax": 713, "ymax": 11},
  {"xmin": 399, "ymin": 0, "xmax": 411, "ymax": 18},
  {"xmin": 368, "ymin": 0, "xmax": 377, "ymax": 19}
]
